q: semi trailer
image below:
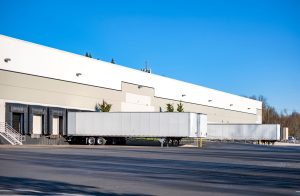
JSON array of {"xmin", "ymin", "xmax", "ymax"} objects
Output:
[
  {"xmin": 207, "ymin": 124, "xmax": 281, "ymax": 142},
  {"xmin": 67, "ymin": 112, "xmax": 207, "ymax": 145}
]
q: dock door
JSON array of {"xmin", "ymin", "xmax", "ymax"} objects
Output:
[
  {"xmin": 12, "ymin": 112, "xmax": 23, "ymax": 133},
  {"xmin": 29, "ymin": 105, "xmax": 47, "ymax": 135},
  {"xmin": 6, "ymin": 103, "xmax": 29, "ymax": 135},
  {"xmin": 32, "ymin": 115, "xmax": 42, "ymax": 135},
  {"xmin": 52, "ymin": 116, "xmax": 61, "ymax": 135},
  {"xmin": 48, "ymin": 107, "xmax": 66, "ymax": 136}
]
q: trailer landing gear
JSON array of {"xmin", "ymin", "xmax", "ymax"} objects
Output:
[
  {"xmin": 106, "ymin": 137, "xmax": 126, "ymax": 145},
  {"xmin": 159, "ymin": 138, "xmax": 182, "ymax": 147}
]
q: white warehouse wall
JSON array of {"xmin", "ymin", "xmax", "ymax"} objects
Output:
[{"xmin": 0, "ymin": 34, "xmax": 262, "ymax": 115}]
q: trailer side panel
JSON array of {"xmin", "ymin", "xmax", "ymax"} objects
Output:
[
  {"xmin": 207, "ymin": 124, "xmax": 280, "ymax": 140},
  {"xmin": 68, "ymin": 112, "xmax": 207, "ymax": 138}
]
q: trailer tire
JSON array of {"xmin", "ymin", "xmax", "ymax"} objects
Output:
[
  {"xmin": 87, "ymin": 137, "xmax": 95, "ymax": 145},
  {"xmin": 96, "ymin": 137, "xmax": 106, "ymax": 145}
]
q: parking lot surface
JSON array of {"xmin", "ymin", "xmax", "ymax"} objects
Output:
[{"xmin": 0, "ymin": 142, "xmax": 299, "ymax": 195}]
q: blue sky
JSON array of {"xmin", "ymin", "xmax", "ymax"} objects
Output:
[{"xmin": 1, "ymin": 0, "xmax": 299, "ymax": 113}]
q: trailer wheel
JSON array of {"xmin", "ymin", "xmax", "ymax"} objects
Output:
[
  {"xmin": 96, "ymin": 137, "xmax": 106, "ymax": 145},
  {"xmin": 87, "ymin": 137, "xmax": 95, "ymax": 145}
]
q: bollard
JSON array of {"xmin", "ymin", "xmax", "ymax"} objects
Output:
[
  {"xmin": 200, "ymin": 138, "xmax": 203, "ymax": 148},
  {"xmin": 196, "ymin": 138, "xmax": 203, "ymax": 148}
]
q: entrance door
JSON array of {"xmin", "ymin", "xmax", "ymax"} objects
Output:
[
  {"xmin": 12, "ymin": 113, "xmax": 23, "ymax": 133},
  {"xmin": 32, "ymin": 115, "xmax": 42, "ymax": 135},
  {"xmin": 52, "ymin": 116, "xmax": 59, "ymax": 135}
]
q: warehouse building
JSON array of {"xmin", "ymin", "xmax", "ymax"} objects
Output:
[{"xmin": 0, "ymin": 35, "xmax": 262, "ymax": 143}]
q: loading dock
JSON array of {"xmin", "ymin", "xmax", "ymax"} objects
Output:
[
  {"xmin": 48, "ymin": 107, "xmax": 66, "ymax": 136},
  {"xmin": 52, "ymin": 116, "xmax": 60, "ymax": 136},
  {"xmin": 32, "ymin": 115, "xmax": 42, "ymax": 135},
  {"xmin": 29, "ymin": 105, "xmax": 47, "ymax": 135},
  {"xmin": 5, "ymin": 103, "xmax": 29, "ymax": 135},
  {"xmin": 12, "ymin": 113, "xmax": 23, "ymax": 133}
]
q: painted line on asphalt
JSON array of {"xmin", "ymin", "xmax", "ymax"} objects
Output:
[
  {"xmin": 14, "ymin": 188, "xmax": 42, "ymax": 193},
  {"xmin": 57, "ymin": 193, "xmax": 92, "ymax": 196},
  {"xmin": 0, "ymin": 190, "xmax": 10, "ymax": 192}
]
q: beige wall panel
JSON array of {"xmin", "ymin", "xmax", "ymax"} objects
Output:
[
  {"xmin": 256, "ymin": 109, "xmax": 262, "ymax": 124},
  {"xmin": 121, "ymin": 82, "xmax": 155, "ymax": 112},
  {"xmin": 0, "ymin": 99, "xmax": 5, "ymax": 124},
  {"xmin": 121, "ymin": 82, "xmax": 155, "ymax": 97},
  {"xmin": 0, "ymin": 70, "xmax": 123, "ymax": 111},
  {"xmin": 121, "ymin": 82, "xmax": 155, "ymax": 106},
  {"xmin": 0, "ymin": 70, "xmax": 260, "ymax": 123},
  {"xmin": 154, "ymin": 97, "xmax": 258, "ymax": 124}
]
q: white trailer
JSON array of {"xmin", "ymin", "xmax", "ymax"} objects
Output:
[
  {"xmin": 67, "ymin": 112, "xmax": 207, "ymax": 145},
  {"xmin": 207, "ymin": 124, "xmax": 280, "ymax": 141}
]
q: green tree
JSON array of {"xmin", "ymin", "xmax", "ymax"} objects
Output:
[
  {"xmin": 166, "ymin": 103, "xmax": 174, "ymax": 112},
  {"xmin": 85, "ymin": 52, "xmax": 92, "ymax": 58},
  {"xmin": 95, "ymin": 100, "xmax": 112, "ymax": 112},
  {"xmin": 177, "ymin": 101, "xmax": 184, "ymax": 112}
]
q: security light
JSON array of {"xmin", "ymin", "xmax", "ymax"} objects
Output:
[{"xmin": 4, "ymin": 58, "xmax": 11, "ymax": 63}]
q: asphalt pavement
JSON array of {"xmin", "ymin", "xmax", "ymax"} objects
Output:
[{"xmin": 0, "ymin": 142, "xmax": 299, "ymax": 195}]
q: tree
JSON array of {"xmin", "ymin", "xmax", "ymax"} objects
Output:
[
  {"xmin": 111, "ymin": 58, "xmax": 116, "ymax": 64},
  {"xmin": 166, "ymin": 103, "xmax": 174, "ymax": 112},
  {"xmin": 248, "ymin": 95, "xmax": 300, "ymax": 138},
  {"xmin": 177, "ymin": 101, "xmax": 184, "ymax": 112},
  {"xmin": 95, "ymin": 100, "xmax": 112, "ymax": 112},
  {"xmin": 85, "ymin": 52, "xmax": 92, "ymax": 58}
]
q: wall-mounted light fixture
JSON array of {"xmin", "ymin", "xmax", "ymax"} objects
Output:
[
  {"xmin": 76, "ymin": 73, "xmax": 82, "ymax": 77},
  {"xmin": 208, "ymin": 99, "xmax": 212, "ymax": 102},
  {"xmin": 230, "ymin": 104, "xmax": 233, "ymax": 106},
  {"xmin": 182, "ymin": 94, "xmax": 186, "ymax": 97},
  {"xmin": 248, "ymin": 107, "xmax": 251, "ymax": 110},
  {"xmin": 4, "ymin": 58, "xmax": 11, "ymax": 63}
]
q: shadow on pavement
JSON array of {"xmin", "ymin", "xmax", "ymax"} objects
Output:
[{"xmin": 0, "ymin": 176, "xmax": 150, "ymax": 196}]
